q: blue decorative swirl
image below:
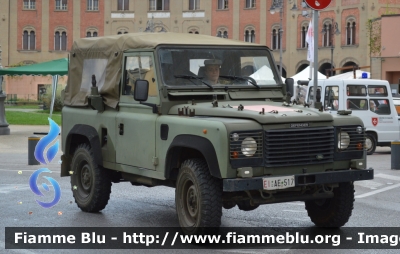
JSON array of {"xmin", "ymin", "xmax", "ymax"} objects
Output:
[
  {"xmin": 34, "ymin": 118, "xmax": 60, "ymax": 164},
  {"xmin": 29, "ymin": 168, "xmax": 61, "ymax": 208}
]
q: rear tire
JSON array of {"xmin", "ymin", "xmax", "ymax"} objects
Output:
[
  {"xmin": 305, "ymin": 182, "xmax": 354, "ymax": 227},
  {"xmin": 175, "ymin": 159, "xmax": 222, "ymax": 234},
  {"xmin": 70, "ymin": 144, "xmax": 111, "ymax": 212},
  {"xmin": 365, "ymin": 133, "xmax": 376, "ymax": 155}
]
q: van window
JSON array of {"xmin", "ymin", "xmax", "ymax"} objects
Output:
[
  {"xmin": 324, "ymin": 86, "xmax": 339, "ymax": 110},
  {"xmin": 347, "ymin": 99, "xmax": 368, "ymax": 110},
  {"xmin": 368, "ymin": 86, "xmax": 388, "ymax": 96},
  {"xmin": 347, "ymin": 85, "xmax": 367, "ymax": 96},
  {"xmin": 370, "ymin": 99, "xmax": 391, "ymax": 115},
  {"xmin": 307, "ymin": 86, "xmax": 322, "ymax": 104}
]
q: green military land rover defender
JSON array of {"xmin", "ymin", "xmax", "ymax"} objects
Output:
[{"xmin": 61, "ymin": 33, "xmax": 373, "ymax": 234}]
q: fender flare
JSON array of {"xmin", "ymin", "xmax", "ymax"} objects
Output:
[
  {"xmin": 65, "ymin": 124, "xmax": 103, "ymax": 166},
  {"xmin": 165, "ymin": 135, "xmax": 221, "ymax": 179}
]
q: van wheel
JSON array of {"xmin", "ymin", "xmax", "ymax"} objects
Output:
[
  {"xmin": 70, "ymin": 144, "xmax": 111, "ymax": 212},
  {"xmin": 365, "ymin": 133, "xmax": 376, "ymax": 155},
  {"xmin": 305, "ymin": 182, "xmax": 354, "ymax": 227},
  {"xmin": 175, "ymin": 159, "xmax": 222, "ymax": 235}
]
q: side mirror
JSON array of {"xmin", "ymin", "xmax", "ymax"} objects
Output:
[
  {"xmin": 134, "ymin": 79, "xmax": 149, "ymax": 102},
  {"xmin": 285, "ymin": 78, "xmax": 294, "ymax": 97}
]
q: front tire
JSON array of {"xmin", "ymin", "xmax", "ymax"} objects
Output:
[
  {"xmin": 305, "ymin": 182, "xmax": 354, "ymax": 227},
  {"xmin": 365, "ymin": 133, "xmax": 377, "ymax": 155},
  {"xmin": 70, "ymin": 143, "xmax": 111, "ymax": 212},
  {"xmin": 175, "ymin": 159, "xmax": 222, "ymax": 234}
]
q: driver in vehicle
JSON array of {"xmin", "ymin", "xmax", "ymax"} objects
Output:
[{"xmin": 203, "ymin": 59, "xmax": 222, "ymax": 85}]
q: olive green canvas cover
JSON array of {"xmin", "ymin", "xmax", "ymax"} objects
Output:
[{"xmin": 64, "ymin": 32, "xmax": 266, "ymax": 108}]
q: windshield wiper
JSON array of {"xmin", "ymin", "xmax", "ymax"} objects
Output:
[
  {"xmin": 219, "ymin": 75, "xmax": 260, "ymax": 89},
  {"xmin": 174, "ymin": 75, "xmax": 213, "ymax": 89}
]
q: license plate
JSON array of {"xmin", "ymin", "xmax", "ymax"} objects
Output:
[{"xmin": 263, "ymin": 175, "xmax": 295, "ymax": 190}]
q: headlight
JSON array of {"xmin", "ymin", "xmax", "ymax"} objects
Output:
[
  {"xmin": 241, "ymin": 137, "xmax": 257, "ymax": 157},
  {"xmin": 338, "ymin": 131, "xmax": 350, "ymax": 150}
]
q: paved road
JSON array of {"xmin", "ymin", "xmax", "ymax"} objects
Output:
[{"xmin": 0, "ymin": 125, "xmax": 399, "ymax": 254}]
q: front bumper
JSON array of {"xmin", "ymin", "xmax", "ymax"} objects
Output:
[{"xmin": 223, "ymin": 168, "xmax": 374, "ymax": 192}]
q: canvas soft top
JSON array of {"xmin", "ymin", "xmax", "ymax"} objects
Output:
[{"xmin": 63, "ymin": 32, "xmax": 268, "ymax": 108}]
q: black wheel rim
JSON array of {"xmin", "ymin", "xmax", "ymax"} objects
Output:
[
  {"xmin": 75, "ymin": 158, "xmax": 92, "ymax": 198},
  {"xmin": 80, "ymin": 164, "xmax": 92, "ymax": 192},
  {"xmin": 181, "ymin": 178, "xmax": 199, "ymax": 226}
]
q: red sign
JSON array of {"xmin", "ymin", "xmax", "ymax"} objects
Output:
[
  {"xmin": 305, "ymin": 0, "xmax": 332, "ymax": 10},
  {"xmin": 372, "ymin": 117, "xmax": 378, "ymax": 127}
]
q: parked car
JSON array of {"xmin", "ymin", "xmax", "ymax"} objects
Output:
[{"xmin": 393, "ymin": 96, "xmax": 400, "ymax": 116}]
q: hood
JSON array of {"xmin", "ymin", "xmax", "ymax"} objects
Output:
[{"xmin": 169, "ymin": 101, "xmax": 333, "ymax": 124}]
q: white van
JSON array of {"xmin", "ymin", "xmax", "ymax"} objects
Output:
[{"xmin": 304, "ymin": 79, "xmax": 400, "ymax": 154}]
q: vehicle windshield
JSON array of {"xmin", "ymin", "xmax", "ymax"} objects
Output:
[{"xmin": 158, "ymin": 47, "xmax": 281, "ymax": 87}]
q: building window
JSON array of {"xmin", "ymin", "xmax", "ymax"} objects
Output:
[
  {"xmin": 149, "ymin": 0, "xmax": 170, "ymax": 11},
  {"xmin": 23, "ymin": 30, "xmax": 36, "ymax": 50},
  {"xmin": 300, "ymin": 24, "xmax": 308, "ymax": 48},
  {"xmin": 55, "ymin": 0, "xmax": 67, "ymax": 10},
  {"xmin": 245, "ymin": 0, "xmax": 255, "ymax": 8},
  {"xmin": 55, "ymin": 31, "xmax": 67, "ymax": 51},
  {"xmin": 346, "ymin": 21, "xmax": 356, "ymax": 45},
  {"xmin": 218, "ymin": 0, "xmax": 228, "ymax": 10},
  {"xmin": 86, "ymin": 30, "xmax": 98, "ymax": 37},
  {"xmin": 271, "ymin": 28, "xmax": 280, "ymax": 50},
  {"xmin": 322, "ymin": 23, "xmax": 332, "ymax": 47},
  {"xmin": 23, "ymin": 0, "xmax": 36, "ymax": 9},
  {"xmin": 244, "ymin": 29, "xmax": 255, "ymax": 43},
  {"xmin": 117, "ymin": 29, "xmax": 128, "ymax": 34},
  {"xmin": 118, "ymin": 0, "xmax": 129, "ymax": 11},
  {"xmin": 189, "ymin": 0, "xmax": 200, "ymax": 10},
  {"xmin": 87, "ymin": 0, "xmax": 99, "ymax": 11},
  {"xmin": 216, "ymin": 29, "xmax": 228, "ymax": 38}
]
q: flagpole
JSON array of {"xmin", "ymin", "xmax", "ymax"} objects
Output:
[{"xmin": 313, "ymin": 10, "xmax": 319, "ymax": 109}]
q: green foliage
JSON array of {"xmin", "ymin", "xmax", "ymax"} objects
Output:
[
  {"xmin": 5, "ymin": 111, "xmax": 61, "ymax": 125},
  {"xmin": 8, "ymin": 62, "xmax": 27, "ymax": 67},
  {"xmin": 366, "ymin": 18, "xmax": 381, "ymax": 57},
  {"xmin": 41, "ymin": 85, "xmax": 64, "ymax": 112}
]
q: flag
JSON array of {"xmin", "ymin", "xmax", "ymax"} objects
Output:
[{"xmin": 306, "ymin": 18, "xmax": 314, "ymax": 63}]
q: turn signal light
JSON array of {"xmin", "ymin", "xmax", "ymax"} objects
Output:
[
  {"xmin": 231, "ymin": 151, "xmax": 239, "ymax": 158},
  {"xmin": 357, "ymin": 143, "xmax": 363, "ymax": 150}
]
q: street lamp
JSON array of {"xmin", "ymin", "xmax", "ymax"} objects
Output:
[
  {"xmin": 270, "ymin": 0, "xmax": 284, "ymax": 77},
  {"xmin": 0, "ymin": 44, "xmax": 10, "ymax": 135},
  {"xmin": 321, "ymin": 19, "xmax": 340, "ymax": 77}
]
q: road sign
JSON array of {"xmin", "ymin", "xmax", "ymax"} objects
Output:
[{"xmin": 305, "ymin": 0, "xmax": 332, "ymax": 10}]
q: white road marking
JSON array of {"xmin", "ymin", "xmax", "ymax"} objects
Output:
[
  {"xmin": 283, "ymin": 210, "xmax": 306, "ymax": 213},
  {"xmin": 354, "ymin": 180, "xmax": 383, "ymax": 189},
  {"xmin": 355, "ymin": 183, "xmax": 400, "ymax": 198},
  {"xmin": 375, "ymin": 173, "xmax": 400, "ymax": 182}
]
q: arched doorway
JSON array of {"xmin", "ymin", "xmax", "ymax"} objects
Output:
[
  {"xmin": 319, "ymin": 62, "xmax": 336, "ymax": 77},
  {"xmin": 276, "ymin": 65, "xmax": 287, "ymax": 78},
  {"xmin": 296, "ymin": 64, "xmax": 308, "ymax": 74},
  {"xmin": 342, "ymin": 61, "xmax": 358, "ymax": 73}
]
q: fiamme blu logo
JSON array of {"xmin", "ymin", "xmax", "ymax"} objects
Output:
[{"xmin": 29, "ymin": 118, "xmax": 61, "ymax": 208}]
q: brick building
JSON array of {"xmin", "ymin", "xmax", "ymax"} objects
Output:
[{"xmin": 1, "ymin": 0, "xmax": 400, "ymax": 100}]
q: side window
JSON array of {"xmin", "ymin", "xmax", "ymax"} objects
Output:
[
  {"xmin": 123, "ymin": 56, "xmax": 157, "ymax": 97},
  {"xmin": 368, "ymin": 86, "xmax": 388, "ymax": 96},
  {"xmin": 346, "ymin": 85, "xmax": 366, "ymax": 96},
  {"xmin": 347, "ymin": 99, "xmax": 368, "ymax": 110},
  {"xmin": 324, "ymin": 86, "xmax": 339, "ymax": 110},
  {"xmin": 369, "ymin": 99, "xmax": 391, "ymax": 115}
]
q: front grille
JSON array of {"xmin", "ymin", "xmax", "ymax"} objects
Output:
[{"xmin": 264, "ymin": 127, "xmax": 335, "ymax": 167}]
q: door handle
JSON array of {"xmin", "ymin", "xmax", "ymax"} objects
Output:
[{"xmin": 118, "ymin": 123, "xmax": 124, "ymax": 135}]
